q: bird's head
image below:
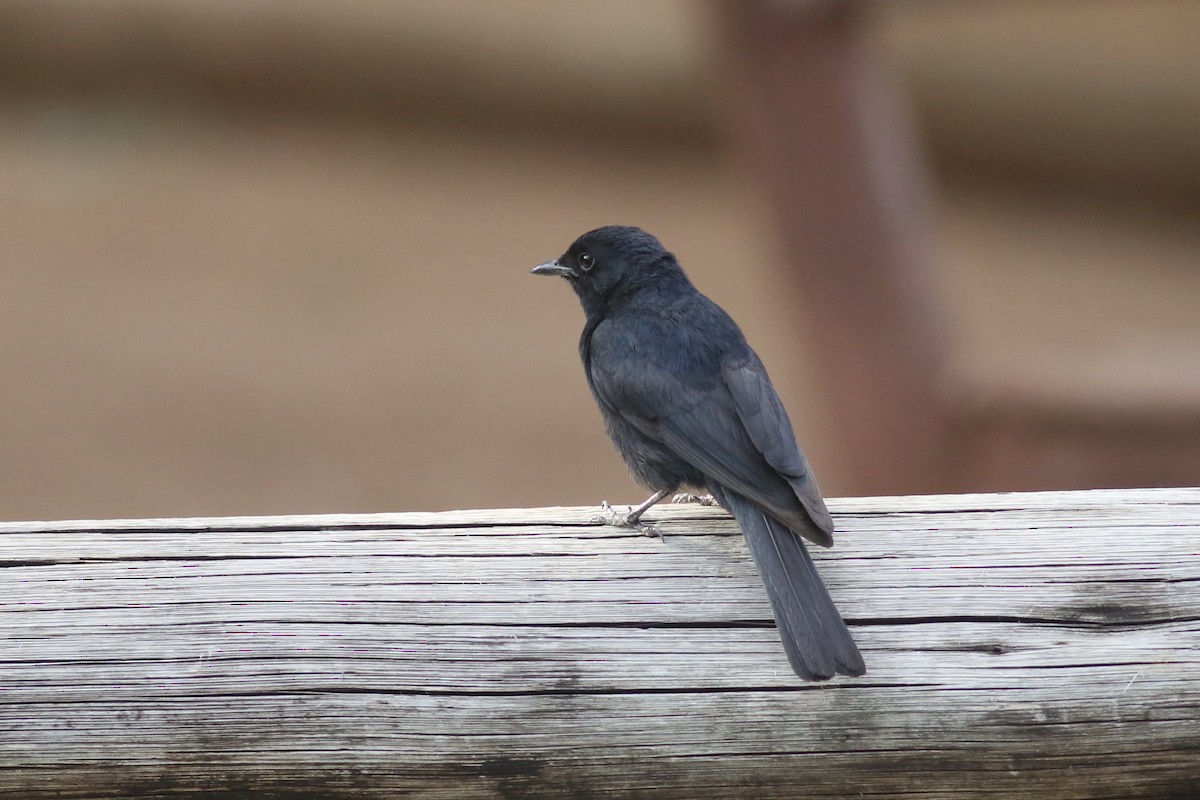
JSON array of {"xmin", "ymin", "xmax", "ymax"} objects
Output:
[{"xmin": 531, "ymin": 226, "xmax": 683, "ymax": 315}]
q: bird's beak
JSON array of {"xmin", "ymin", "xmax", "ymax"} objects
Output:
[{"xmin": 531, "ymin": 259, "xmax": 577, "ymax": 278}]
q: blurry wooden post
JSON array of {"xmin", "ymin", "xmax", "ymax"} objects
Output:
[
  {"xmin": 710, "ymin": 0, "xmax": 1200, "ymax": 494},
  {"xmin": 711, "ymin": 0, "xmax": 951, "ymax": 495}
]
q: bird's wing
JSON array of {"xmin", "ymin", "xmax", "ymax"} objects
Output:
[
  {"xmin": 588, "ymin": 319, "xmax": 833, "ymax": 544},
  {"xmin": 722, "ymin": 360, "xmax": 835, "ymax": 538}
]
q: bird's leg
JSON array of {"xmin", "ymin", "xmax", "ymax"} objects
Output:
[
  {"xmin": 595, "ymin": 489, "xmax": 670, "ymax": 536},
  {"xmin": 671, "ymin": 492, "xmax": 718, "ymax": 506},
  {"xmin": 625, "ymin": 488, "xmax": 670, "ymax": 526}
]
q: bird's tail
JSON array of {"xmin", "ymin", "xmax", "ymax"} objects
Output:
[{"xmin": 712, "ymin": 486, "xmax": 865, "ymax": 680}]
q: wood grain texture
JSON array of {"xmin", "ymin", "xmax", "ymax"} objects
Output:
[{"xmin": 3, "ymin": 488, "xmax": 1199, "ymax": 798}]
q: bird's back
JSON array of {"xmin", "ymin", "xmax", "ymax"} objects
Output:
[{"xmin": 586, "ymin": 280, "xmax": 832, "ymax": 542}]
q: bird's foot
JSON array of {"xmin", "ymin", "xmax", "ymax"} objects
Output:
[
  {"xmin": 593, "ymin": 500, "xmax": 663, "ymax": 539},
  {"xmin": 672, "ymin": 492, "xmax": 718, "ymax": 506}
]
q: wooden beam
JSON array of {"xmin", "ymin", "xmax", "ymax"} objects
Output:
[{"xmin": 3, "ymin": 488, "xmax": 1199, "ymax": 797}]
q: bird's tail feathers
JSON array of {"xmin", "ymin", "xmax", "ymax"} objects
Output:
[{"xmin": 713, "ymin": 486, "xmax": 865, "ymax": 680}]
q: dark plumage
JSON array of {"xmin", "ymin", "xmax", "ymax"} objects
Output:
[{"xmin": 531, "ymin": 225, "xmax": 865, "ymax": 680}]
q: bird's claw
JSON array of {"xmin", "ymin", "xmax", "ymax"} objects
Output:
[
  {"xmin": 672, "ymin": 492, "xmax": 717, "ymax": 506},
  {"xmin": 592, "ymin": 500, "xmax": 664, "ymax": 539},
  {"xmin": 589, "ymin": 499, "xmax": 618, "ymax": 525},
  {"xmin": 637, "ymin": 521, "xmax": 664, "ymax": 540}
]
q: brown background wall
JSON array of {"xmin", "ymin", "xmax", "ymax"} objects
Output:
[{"xmin": 1, "ymin": 1, "xmax": 1197, "ymax": 521}]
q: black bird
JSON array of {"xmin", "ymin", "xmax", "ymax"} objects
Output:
[{"xmin": 531, "ymin": 226, "xmax": 864, "ymax": 680}]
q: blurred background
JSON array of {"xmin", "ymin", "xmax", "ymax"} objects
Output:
[{"xmin": 1, "ymin": 0, "xmax": 1197, "ymax": 522}]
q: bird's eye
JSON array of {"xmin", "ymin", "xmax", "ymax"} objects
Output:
[{"xmin": 579, "ymin": 253, "xmax": 596, "ymax": 271}]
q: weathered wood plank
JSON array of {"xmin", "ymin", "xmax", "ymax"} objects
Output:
[{"xmin": 3, "ymin": 488, "xmax": 1199, "ymax": 798}]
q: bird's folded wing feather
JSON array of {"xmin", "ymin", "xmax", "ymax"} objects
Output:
[{"xmin": 723, "ymin": 361, "xmax": 835, "ymax": 537}]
